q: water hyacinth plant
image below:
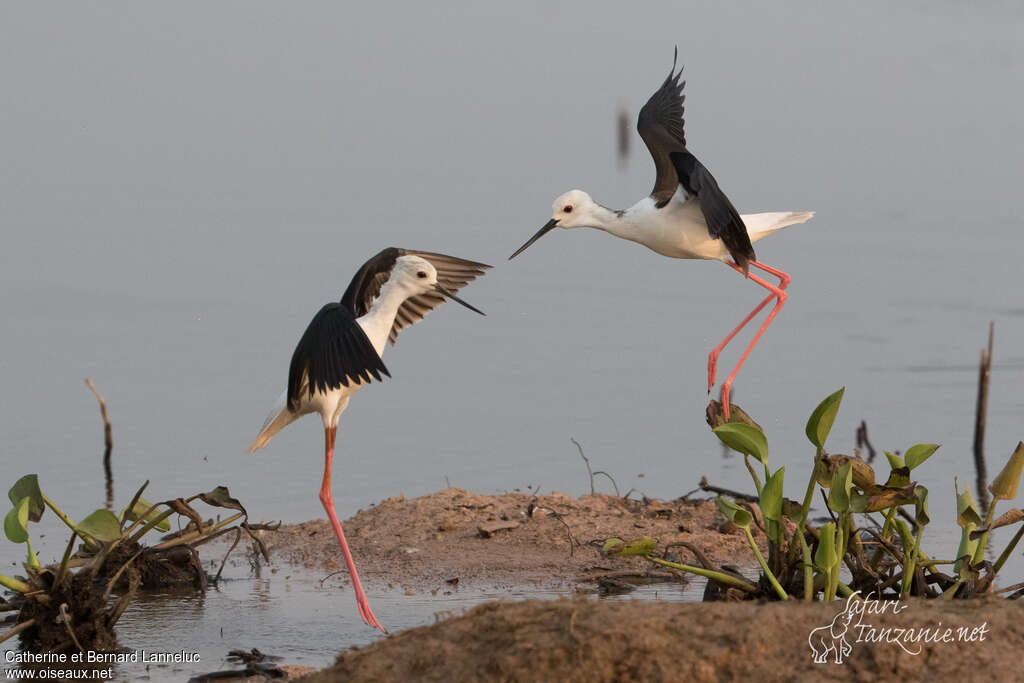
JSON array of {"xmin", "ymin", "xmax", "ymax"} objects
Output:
[{"xmin": 604, "ymin": 389, "xmax": 1024, "ymax": 601}]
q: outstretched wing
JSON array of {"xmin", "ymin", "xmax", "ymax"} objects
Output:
[
  {"xmin": 286, "ymin": 303, "xmax": 390, "ymax": 411},
  {"xmin": 341, "ymin": 248, "xmax": 490, "ymax": 345},
  {"xmin": 387, "ymin": 250, "xmax": 490, "ymax": 345},
  {"xmin": 636, "ymin": 50, "xmax": 755, "ymax": 271}
]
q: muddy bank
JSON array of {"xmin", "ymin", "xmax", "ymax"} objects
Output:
[
  {"xmin": 300, "ymin": 598, "xmax": 1020, "ymax": 682},
  {"xmin": 262, "ymin": 488, "xmax": 763, "ymax": 589}
]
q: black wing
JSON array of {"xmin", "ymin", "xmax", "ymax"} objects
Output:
[
  {"xmin": 286, "ymin": 303, "xmax": 390, "ymax": 411},
  {"xmin": 341, "ymin": 248, "xmax": 490, "ymax": 345},
  {"xmin": 636, "ymin": 50, "xmax": 755, "ymax": 272}
]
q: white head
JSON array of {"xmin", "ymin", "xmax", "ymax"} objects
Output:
[
  {"xmin": 391, "ymin": 255, "xmax": 438, "ymax": 294},
  {"xmin": 509, "ymin": 189, "xmax": 607, "ymax": 259},
  {"xmin": 388, "ymin": 254, "xmax": 485, "ymax": 315},
  {"xmin": 550, "ymin": 189, "xmax": 599, "ymax": 229}
]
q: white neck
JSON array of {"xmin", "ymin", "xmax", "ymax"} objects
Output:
[
  {"xmin": 356, "ymin": 280, "xmax": 411, "ymax": 355},
  {"xmin": 583, "ymin": 203, "xmax": 641, "ymax": 243}
]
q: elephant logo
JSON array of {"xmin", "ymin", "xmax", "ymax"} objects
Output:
[{"xmin": 808, "ymin": 595, "xmax": 859, "ymax": 664}]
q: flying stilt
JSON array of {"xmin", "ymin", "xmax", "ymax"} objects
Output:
[
  {"xmin": 249, "ymin": 248, "xmax": 489, "ymax": 632},
  {"xmin": 509, "ymin": 50, "xmax": 813, "ymax": 420}
]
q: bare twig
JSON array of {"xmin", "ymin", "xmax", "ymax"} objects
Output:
[
  {"xmin": 571, "ymin": 438, "xmax": 594, "ymax": 495},
  {"xmin": 0, "ymin": 618, "xmax": 36, "ymax": 645},
  {"xmin": 102, "ymin": 549, "xmax": 144, "ymax": 600},
  {"xmin": 592, "ymin": 471, "xmax": 620, "ymax": 497},
  {"xmin": 548, "ymin": 511, "xmax": 577, "ymax": 557},
  {"xmin": 85, "ymin": 378, "xmax": 114, "ymax": 509},
  {"xmin": 973, "ymin": 322, "xmax": 994, "ymax": 513},
  {"xmin": 855, "ymin": 421, "xmax": 877, "ymax": 463},
  {"xmin": 58, "ymin": 603, "xmax": 85, "ymax": 652},
  {"xmin": 121, "ymin": 480, "xmax": 149, "ymax": 532},
  {"xmin": 697, "ymin": 477, "xmax": 758, "ymax": 503}
]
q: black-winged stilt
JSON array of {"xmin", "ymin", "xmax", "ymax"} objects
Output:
[
  {"xmin": 249, "ymin": 248, "xmax": 489, "ymax": 632},
  {"xmin": 509, "ymin": 50, "xmax": 813, "ymax": 420}
]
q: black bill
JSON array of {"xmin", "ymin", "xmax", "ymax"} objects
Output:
[
  {"xmin": 508, "ymin": 218, "xmax": 559, "ymax": 260},
  {"xmin": 435, "ymin": 284, "xmax": 486, "ymax": 316}
]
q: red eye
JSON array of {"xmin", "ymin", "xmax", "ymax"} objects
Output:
[{"xmin": 563, "ymin": 205, "xmax": 572, "ymax": 213}]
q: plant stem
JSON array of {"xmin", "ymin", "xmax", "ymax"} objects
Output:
[
  {"xmin": 744, "ymin": 527, "xmax": 788, "ymax": 600},
  {"xmin": 971, "ymin": 501, "xmax": 999, "ymax": 565},
  {"xmin": 901, "ymin": 524, "xmax": 923, "ymax": 598},
  {"xmin": 799, "ymin": 531, "xmax": 813, "ymax": 601},
  {"xmin": 644, "ymin": 556, "xmax": 758, "ymax": 593},
  {"xmin": 57, "ymin": 532, "xmax": 78, "ymax": 586},
  {"xmin": 0, "ymin": 574, "xmax": 31, "ymax": 593},
  {"xmin": 152, "ymin": 512, "xmax": 245, "ymax": 551},
  {"xmin": 992, "ymin": 524, "xmax": 1024, "ymax": 575},
  {"xmin": 744, "ymin": 456, "xmax": 763, "ymax": 495},
  {"xmin": 796, "ymin": 455, "xmax": 820, "ymax": 534},
  {"xmin": 41, "ymin": 494, "xmax": 87, "ymax": 539}
]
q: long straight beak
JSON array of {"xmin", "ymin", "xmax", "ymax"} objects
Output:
[
  {"xmin": 435, "ymin": 284, "xmax": 485, "ymax": 316},
  {"xmin": 509, "ymin": 218, "xmax": 559, "ymax": 260}
]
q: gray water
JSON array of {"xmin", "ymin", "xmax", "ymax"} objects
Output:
[{"xmin": 1, "ymin": 0, "xmax": 1023, "ymax": 676}]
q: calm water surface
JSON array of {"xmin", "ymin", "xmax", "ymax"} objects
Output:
[{"xmin": 1, "ymin": 1, "xmax": 1022, "ymax": 679}]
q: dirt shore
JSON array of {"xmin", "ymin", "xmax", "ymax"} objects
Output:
[
  {"xmin": 299, "ymin": 598, "xmax": 1020, "ymax": 682},
  {"xmin": 261, "ymin": 488, "xmax": 764, "ymax": 590}
]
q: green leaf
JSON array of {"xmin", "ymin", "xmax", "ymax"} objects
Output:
[
  {"xmin": 884, "ymin": 451, "xmax": 905, "ymax": 470},
  {"xmin": 989, "ymin": 442, "xmax": 1024, "ymax": 502},
  {"xmin": 4, "ymin": 498, "xmax": 30, "ymax": 544},
  {"xmin": 715, "ymin": 496, "xmax": 752, "ymax": 529},
  {"xmin": 884, "ymin": 466, "xmax": 911, "ymax": 489},
  {"xmin": 760, "ymin": 467, "xmax": 785, "ymax": 523},
  {"xmin": 77, "ymin": 509, "xmax": 122, "ymax": 543},
  {"xmin": 893, "ymin": 519, "xmax": 914, "ymax": 552},
  {"xmin": 956, "ymin": 484, "xmax": 982, "ymax": 528},
  {"xmin": 904, "ymin": 444, "xmax": 940, "ymax": 470},
  {"xmin": 954, "ymin": 526, "xmax": 978, "ymax": 575},
  {"xmin": 914, "ymin": 486, "xmax": 930, "ymax": 526},
  {"xmin": 603, "ymin": 536, "xmax": 656, "ymax": 557},
  {"xmin": 7, "ymin": 475, "xmax": 44, "ymax": 523},
  {"xmin": 814, "ymin": 522, "xmax": 837, "ymax": 571},
  {"xmin": 712, "ymin": 423, "xmax": 769, "ymax": 464},
  {"xmin": 805, "ymin": 387, "xmax": 844, "ymax": 449},
  {"xmin": 121, "ymin": 497, "xmax": 170, "ymax": 532},
  {"xmin": 827, "ymin": 462, "xmax": 853, "ymax": 513}
]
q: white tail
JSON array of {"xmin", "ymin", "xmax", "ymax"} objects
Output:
[
  {"xmin": 248, "ymin": 389, "xmax": 298, "ymax": 453},
  {"xmin": 741, "ymin": 211, "xmax": 815, "ymax": 244}
]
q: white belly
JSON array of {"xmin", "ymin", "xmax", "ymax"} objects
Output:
[{"xmin": 624, "ymin": 196, "xmax": 729, "ymax": 261}]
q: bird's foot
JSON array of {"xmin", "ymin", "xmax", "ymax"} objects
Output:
[
  {"xmin": 707, "ymin": 352, "xmax": 719, "ymax": 393},
  {"xmin": 355, "ymin": 589, "xmax": 388, "ymax": 634},
  {"xmin": 720, "ymin": 383, "xmax": 732, "ymax": 421}
]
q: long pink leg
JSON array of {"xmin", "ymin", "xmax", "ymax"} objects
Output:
[
  {"xmin": 319, "ymin": 426, "xmax": 387, "ymax": 633},
  {"xmin": 707, "ymin": 261, "xmax": 791, "ymax": 391},
  {"xmin": 717, "ymin": 261, "xmax": 791, "ymax": 421}
]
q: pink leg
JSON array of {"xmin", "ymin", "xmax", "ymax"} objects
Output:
[
  {"xmin": 319, "ymin": 426, "xmax": 387, "ymax": 633},
  {"xmin": 707, "ymin": 261, "xmax": 791, "ymax": 391},
  {"xmin": 717, "ymin": 261, "xmax": 790, "ymax": 421}
]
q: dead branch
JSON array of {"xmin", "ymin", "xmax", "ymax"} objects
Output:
[
  {"xmin": 592, "ymin": 471, "xmax": 620, "ymax": 497},
  {"xmin": 697, "ymin": 477, "xmax": 758, "ymax": 503},
  {"xmin": 855, "ymin": 420, "xmax": 877, "ymax": 463},
  {"xmin": 85, "ymin": 378, "xmax": 114, "ymax": 509},
  {"xmin": 571, "ymin": 437, "xmax": 595, "ymax": 495}
]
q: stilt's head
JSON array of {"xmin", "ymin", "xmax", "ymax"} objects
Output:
[
  {"xmin": 509, "ymin": 190, "xmax": 601, "ymax": 259},
  {"xmin": 390, "ymin": 255, "xmax": 485, "ymax": 315}
]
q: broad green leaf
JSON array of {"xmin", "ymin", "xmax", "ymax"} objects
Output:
[
  {"xmin": 603, "ymin": 536, "xmax": 656, "ymax": 557},
  {"xmin": 805, "ymin": 387, "xmax": 845, "ymax": 449},
  {"xmin": 954, "ymin": 527, "xmax": 978, "ymax": 575},
  {"xmin": 989, "ymin": 442, "xmax": 1024, "ymax": 502},
  {"xmin": 905, "ymin": 444, "xmax": 940, "ymax": 471},
  {"xmin": 712, "ymin": 423, "xmax": 769, "ymax": 464},
  {"xmin": 760, "ymin": 467, "xmax": 785, "ymax": 523},
  {"xmin": 914, "ymin": 486, "xmax": 930, "ymax": 526},
  {"xmin": 121, "ymin": 496, "xmax": 170, "ymax": 532},
  {"xmin": 602, "ymin": 538, "xmax": 624, "ymax": 555},
  {"xmin": 4, "ymin": 498, "xmax": 30, "ymax": 544},
  {"xmin": 884, "ymin": 451, "xmax": 905, "ymax": 470},
  {"xmin": 814, "ymin": 522, "xmax": 837, "ymax": 571},
  {"xmin": 827, "ymin": 462, "xmax": 852, "ymax": 513},
  {"xmin": 715, "ymin": 496, "xmax": 752, "ymax": 529},
  {"xmin": 956, "ymin": 484, "xmax": 982, "ymax": 528},
  {"xmin": 77, "ymin": 509, "xmax": 122, "ymax": 542},
  {"xmin": 893, "ymin": 519, "xmax": 914, "ymax": 552},
  {"xmin": 7, "ymin": 475, "xmax": 44, "ymax": 523}
]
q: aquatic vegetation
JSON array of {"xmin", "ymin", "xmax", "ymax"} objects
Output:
[
  {"xmin": 606, "ymin": 389, "xmax": 1024, "ymax": 601},
  {"xmin": 0, "ymin": 475, "xmax": 273, "ymax": 651}
]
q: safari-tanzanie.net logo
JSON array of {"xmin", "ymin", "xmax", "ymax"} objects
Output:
[{"xmin": 808, "ymin": 591, "xmax": 990, "ymax": 664}]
